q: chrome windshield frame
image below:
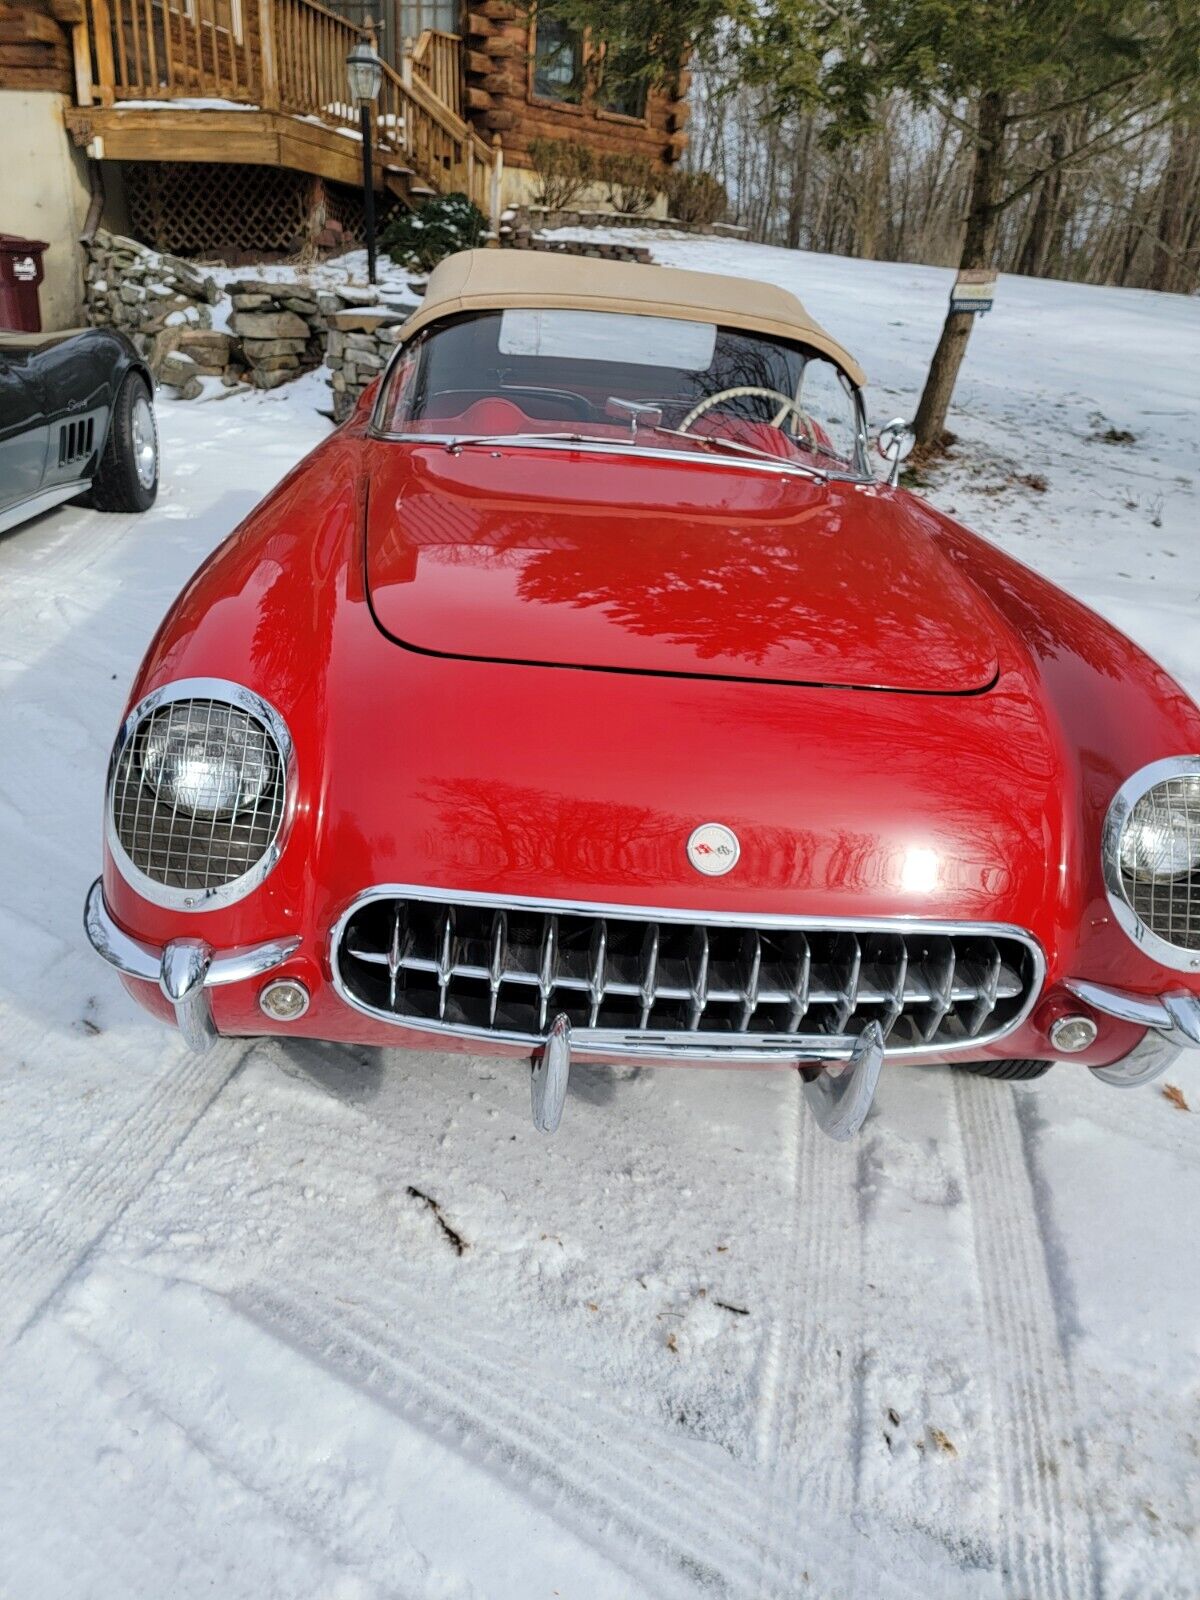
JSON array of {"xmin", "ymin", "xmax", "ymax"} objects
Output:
[{"xmin": 368, "ymin": 317, "xmax": 876, "ymax": 484}]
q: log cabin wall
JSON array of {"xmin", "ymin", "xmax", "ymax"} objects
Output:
[
  {"xmin": 0, "ymin": 1, "xmax": 75, "ymax": 94},
  {"xmin": 461, "ymin": 1, "xmax": 688, "ymax": 173}
]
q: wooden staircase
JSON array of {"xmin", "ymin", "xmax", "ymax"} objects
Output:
[{"xmin": 63, "ymin": 0, "xmax": 499, "ymax": 223}]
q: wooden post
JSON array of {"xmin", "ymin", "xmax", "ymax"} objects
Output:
[
  {"xmin": 72, "ymin": 16, "xmax": 95, "ymax": 105},
  {"xmin": 257, "ymin": 0, "xmax": 279, "ymax": 108},
  {"xmin": 90, "ymin": 0, "xmax": 116, "ymax": 104},
  {"xmin": 489, "ymin": 131, "xmax": 503, "ymax": 235},
  {"xmin": 401, "ymin": 34, "xmax": 413, "ymax": 89}
]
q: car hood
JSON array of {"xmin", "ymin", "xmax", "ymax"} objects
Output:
[{"xmin": 364, "ymin": 442, "xmax": 1001, "ymax": 693}]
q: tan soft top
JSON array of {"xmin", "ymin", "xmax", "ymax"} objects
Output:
[{"xmin": 401, "ymin": 249, "xmax": 866, "ymax": 387}]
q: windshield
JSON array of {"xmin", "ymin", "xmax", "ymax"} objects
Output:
[{"xmin": 376, "ymin": 308, "xmax": 867, "ymax": 479}]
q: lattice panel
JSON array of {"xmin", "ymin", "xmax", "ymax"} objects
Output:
[
  {"xmin": 322, "ymin": 183, "xmax": 408, "ymax": 243},
  {"xmin": 124, "ymin": 163, "xmax": 409, "ymax": 259},
  {"xmin": 125, "ymin": 163, "xmax": 312, "ymax": 256}
]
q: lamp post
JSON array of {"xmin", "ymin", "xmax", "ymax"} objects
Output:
[{"xmin": 346, "ymin": 39, "xmax": 383, "ymax": 284}]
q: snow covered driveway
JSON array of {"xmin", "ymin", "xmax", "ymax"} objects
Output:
[{"xmin": 1, "ymin": 247, "xmax": 1198, "ymax": 1600}]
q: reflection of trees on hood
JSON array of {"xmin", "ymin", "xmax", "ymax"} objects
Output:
[
  {"xmin": 416, "ymin": 775, "xmax": 848, "ymax": 890},
  {"xmin": 512, "ymin": 517, "xmax": 964, "ymax": 666}
]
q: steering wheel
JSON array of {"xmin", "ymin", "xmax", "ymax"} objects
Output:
[{"xmin": 678, "ymin": 385, "xmax": 816, "ymax": 446}]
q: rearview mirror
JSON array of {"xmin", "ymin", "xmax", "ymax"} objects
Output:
[
  {"xmin": 877, "ymin": 419, "xmax": 915, "ymax": 486},
  {"xmin": 606, "ymin": 397, "xmax": 664, "ymax": 437}
]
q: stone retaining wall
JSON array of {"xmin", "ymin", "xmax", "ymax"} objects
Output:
[
  {"xmin": 501, "ymin": 223, "xmax": 652, "ymax": 263},
  {"xmin": 84, "ymin": 230, "xmax": 219, "ymax": 343},
  {"xmin": 84, "ymin": 231, "xmax": 416, "ymax": 407},
  {"xmin": 226, "ymin": 279, "xmax": 326, "ymax": 389},
  {"xmin": 323, "ymin": 303, "xmax": 408, "ymax": 422},
  {"xmin": 501, "ymin": 206, "xmax": 748, "ymax": 239}
]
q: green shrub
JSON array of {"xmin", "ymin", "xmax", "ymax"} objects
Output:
[
  {"xmin": 597, "ymin": 152, "xmax": 659, "ymax": 215},
  {"xmin": 378, "ymin": 192, "xmax": 488, "ymax": 273},
  {"xmin": 527, "ymin": 137, "xmax": 595, "ymax": 210},
  {"xmin": 663, "ymin": 170, "xmax": 728, "ymax": 227}
]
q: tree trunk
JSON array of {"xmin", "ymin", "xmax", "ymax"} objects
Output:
[
  {"xmin": 1017, "ymin": 124, "xmax": 1066, "ymax": 277},
  {"xmin": 1150, "ymin": 119, "xmax": 1198, "ymax": 294},
  {"xmin": 913, "ymin": 90, "xmax": 1008, "ymax": 451},
  {"xmin": 785, "ymin": 115, "xmax": 814, "ymax": 250}
]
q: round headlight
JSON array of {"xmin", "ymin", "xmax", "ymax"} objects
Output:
[
  {"xmin": 1118, "ymin": 777, "xmax": 1200, "ymax": 881},
  {"xmin": 142, "ymin": 702, "xmax": 274, "ymax": 816},
  {"xmin": 1104, "ymin": 757, "xmax": 1200, "ymax": 969},
  {"xmin": 107, "ymin": 680, "xmax": 292, "ymax": 910}
]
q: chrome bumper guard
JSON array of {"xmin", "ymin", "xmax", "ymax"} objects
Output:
[
  {"xmin": 528, "ymin": 1011, "xmax": 886, "ymax": 1140},
  {"xmin": 84, "ymin": 878, "xmax": 299, "ymax": 1051},
  {"xmin": 1067, "ymin": 978, "xmax": 1200, "ymax": 1087}
]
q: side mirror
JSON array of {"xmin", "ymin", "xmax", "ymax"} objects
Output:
[{"xmin": 876, "ymin": 418, "xmax": 915, "ymax": 487}]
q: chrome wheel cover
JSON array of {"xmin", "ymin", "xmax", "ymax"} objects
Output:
[{"xmin": 131, "ymin": 393, "xmax": 158, "ymax": 489}]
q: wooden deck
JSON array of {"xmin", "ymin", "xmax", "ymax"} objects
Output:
[{"xmin": 65, "ymin": 0, "xmax": 498, "ymax": 218}]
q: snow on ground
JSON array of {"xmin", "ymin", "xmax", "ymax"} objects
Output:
[{"xmin": 0, "ymin": 237, "xmax": 1198, "ymax": 1600}]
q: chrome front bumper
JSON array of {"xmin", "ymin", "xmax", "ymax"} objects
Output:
[
  {"xmin": 83, "ymin": 878, "xmax": 299, "ymax": 1051},
  {"xmin": 1067, "ymin": 978, "xmax": 1200, "ymax": 1086},
  {"xmin": 83, "ymin": 877, "xmax": 1199, "ymax": 1137}
]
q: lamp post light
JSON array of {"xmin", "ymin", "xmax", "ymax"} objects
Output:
[{"xmin": 346, "ymin": 39, "xmax": 383, "ymax": 284}]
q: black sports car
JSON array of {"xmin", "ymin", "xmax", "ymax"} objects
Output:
[{"xmin": 0, "ymin": 326, "xmax": 158, "ymax": 535}]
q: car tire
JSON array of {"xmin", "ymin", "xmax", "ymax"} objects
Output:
[
  {"xmin": 953, "ymin": 1058, "xmax": 1053, "ymax": 1081},
  {"xmin": 90, "ymin": 373, "xmax": 158, "ymax": 512}
]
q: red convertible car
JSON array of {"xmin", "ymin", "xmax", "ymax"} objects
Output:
[{"xmin": 85, "ymin": 250, "xmax": 1200, "ymax": 1138}]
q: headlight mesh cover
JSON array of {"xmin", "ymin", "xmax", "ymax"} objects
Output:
[
  {"xmin": 1118, "ymin": 773, "xmax": 1200, "ymax": 953},
  {"xmin": 110, "ymin": 694, "xmax": 286, "ymax": 899}
]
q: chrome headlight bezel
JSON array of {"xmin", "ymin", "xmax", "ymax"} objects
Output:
[
  {"xmin": 105, "ymin": 677, "xmax": 295, "ymax": 912},
  {"xmin": 1102, "ymin": 755, "xmax": 1200, "ymax": 974}
]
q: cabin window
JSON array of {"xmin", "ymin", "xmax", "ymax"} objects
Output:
[
  {"xmin": 595, "ymin": 44, "xmax": 647, "ymax": 120},
  {"xmin": 178, "ymin": 0, "xmax": 244, "ymax": 44},
  {"xmin": 532, "ymin": 17, "xmax": 584, "ymax": 103},
  {"xmin": 397, "ymin": 1, "xmax": 461, "ymax": 36}
]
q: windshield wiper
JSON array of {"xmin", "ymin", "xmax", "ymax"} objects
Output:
[
  {"xmin": 651, "ymin": 426, "xmax": 828, "ymax": 483},
  {"xmin": 444, "ymin": 431, "xmax": 595, "ymax": 454}
]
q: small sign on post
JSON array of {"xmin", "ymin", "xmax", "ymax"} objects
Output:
[{"xmin": 950, "ymin": 268, "xmax": 997, "ymax": 315}]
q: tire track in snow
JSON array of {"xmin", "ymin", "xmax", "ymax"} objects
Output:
[
  {"xmin": 953, "ymin": 1076, "xmax": 1097, "ymax": 1600},
  {"xmin": 237, "ymin": 1274, "xmax": 932, "ymax": 1600},
  {"xmin": 0, "ymin": 1039, "xmax": 244, "ymax": 1348},
  {"xmin": 752, "ymin": 1077, "xmax": 866, "ymax": 1598}
]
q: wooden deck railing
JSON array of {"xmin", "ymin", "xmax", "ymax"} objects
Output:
[
  {"xmin": 271, "ymin": 0, "xmax": 360, "ymax": 131},
  {"xmin": 80, "ymin": 0, "xmax": 267, "ymax": 106},
  {"xmin": 410, "ymin": 28, "xmax": 461, "ymax": 118},
  {"xmin": 75, "ymin": 0, "xmax": 498, "ymax": 222},
  {"xmin": 381, "ymin": 53, "xmax": 494, "ymax": 217}
]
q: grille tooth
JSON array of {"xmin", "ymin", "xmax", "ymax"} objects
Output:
[
  {"xmin": 890, "ymin": 936, "xmax": 910, "ymax": 1038},
  {"xmin": 830, "ymin": 933, "xmax": 862, "ymax": 1033},
  {"xmin": 687, "ymin": 926, "xmax": 710, "ymax": 1030},
  {"xmin": 387, "ymin": 902, "xmax": 405, "ymax": 1010},
  {"xmin": 437, "ymin": 907, "xmax": 455, "ymax": 1020},
  {"xmin": 963, "ymin": 939, "xmax": 1002, "ymax": 1038},
  {"xmin": 784, "ymin": 934, "xmax": 812, "ymax": 1031},
  {"xmin": 488, "ymin": 910, "xmax": 507, "ymax": 1026},
  {"xmin": 538, "ymin": 915, "xmax": 558, "ymax": 1031},
  {"xmin": 638, "ymin": 923, "xmax": 659, "ymax": 1028},
  {"xmin": 337, "ymin": 895, "xmax": 1039, "ymax": 1053},
  {"xmin": 737, "ymin": 930, "xmax": 762, "ymax": 1030},
  {"xmin": 916, "ymin": 938, "xmax": 957, "ymax": 1043}
]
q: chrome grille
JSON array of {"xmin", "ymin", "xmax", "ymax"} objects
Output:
[
  {"xmin": 109, "ymin": 694, "xmax": 285, "ymax": 898},
  {"xmin": 333, "ymin": 891, "xmax": 1041, "ymax": 1054},
  {"xmin": 1121, "ymin": 775, "xmax": 1200, "ymax": 953}
]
